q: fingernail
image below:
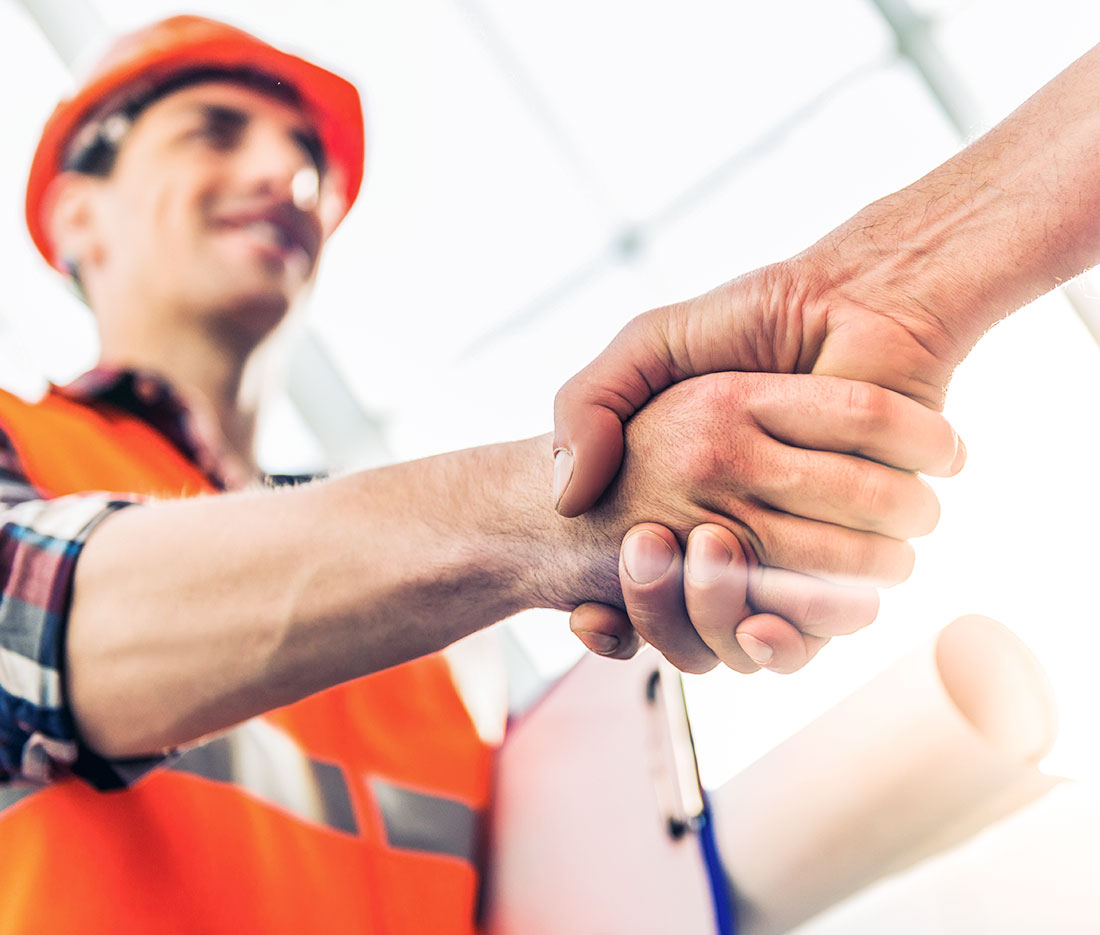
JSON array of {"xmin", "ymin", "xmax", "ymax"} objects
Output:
[
  {"xmin": 686, "ymin": 530, "xmax": 731, "ymax": 583},
  {"xmin": 622, "ymin": 531, "xmax": 675, "ymax": 584},
  {"xmin": 577, "ymin": 631, "xmax": 620, "ymax": 655},
  {"xmin": 950, "ymin": 435, "xmax": 967, "ymax": 474},
  {"xmin": 552, "ymin": 448, "xmax": 574, "ymax": 508},
  {"xmin": 738, "ymin": 634, "xmax": 774, "ymax": 667}
]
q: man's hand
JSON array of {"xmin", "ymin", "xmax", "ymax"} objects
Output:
[
  {"xmin": 552, "ymin": 256, "xmax": 962, "ymax": 519},
  {"xmin": 556, "ymin": 371, "xmax": 958, "ymax": 674},
  {"xmin": 554, "ymin": 256, "xmax": 967, "ymax": 673},
  {"xmin": 66, "ymin": 369, "xmax": 953, "ymax": 756}
]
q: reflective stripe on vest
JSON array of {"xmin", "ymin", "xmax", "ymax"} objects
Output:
[
  {"xmin": 0, "ymin": 386, "xmax": 493, "ymax": 935},
  {"xmin": 0, "ymin": 719, "xmax": 360, "ymax": 837},
  {"xmin": 172, "ymin": 719, "xmax": 359, "ymax": 836},
  {"xmin": 371, "ymin": 776, "xmax": 479, "ymax": 863},
  {"xmin": 0, "ymin": 725, "xmax": 485, "ymax": 868}
]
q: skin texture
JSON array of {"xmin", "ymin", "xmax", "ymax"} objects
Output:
[
  {"xmin": 556, "ymin": 41, "xmax": 1100, "ymax": 671},
  {"xmin": 71, "ymin": 372, "xmax": 949, "ymax": 755},
  {"xmin": 46, "ymin": 80, "xmax": 959, "ymax": 757}
]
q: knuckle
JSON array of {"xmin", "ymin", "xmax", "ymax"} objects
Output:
[
  {"xmin": 845, "ymin": 536, "xmax": 881, "ymax": 583},
  {"xmin": 855, "ymin": 466, "xmax": 890, "ymax": 520},
  {"xmin": 846, "ymin": 381, "xmax": 890, "ymax": 432},
  {"xmin": 690, "ymin": 440, "xmax": 726, "ymax": 486},
  {"xmin": 552, "ymin": 371, "xmax": 586, "ymax": 414},
  {"xmin": 552, "ymin": 377, "xmax": 572, "ymax": 410},
  {"xmin": 794, "ymin": 582, "xmax": 835, "ymax": 630}
]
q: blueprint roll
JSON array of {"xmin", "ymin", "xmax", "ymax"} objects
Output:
[{"xmin": 712, "ymin": 614, "xmax": 1059, "ymax": 935}]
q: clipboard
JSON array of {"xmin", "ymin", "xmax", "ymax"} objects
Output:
[{"xmin": 481, "ymin": 648, "xmax": 731, "ymax": 935}]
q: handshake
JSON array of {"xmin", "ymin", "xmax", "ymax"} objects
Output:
[{"xmin": 544, "ymin": 257, "xmax": 968, "ymax": 677}]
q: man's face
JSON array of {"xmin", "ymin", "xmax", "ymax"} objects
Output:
[{"xmin": 80, "ymin": 80, "xmax": 328, "ymax": 338}]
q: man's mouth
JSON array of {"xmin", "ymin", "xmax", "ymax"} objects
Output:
[
  {"xmin": 238, "ymin": 218, "xmax": 298, "ymax": 252},
  {"xmin": 213, "ymin": 206, "xmax": 320, "ymax": 268}
]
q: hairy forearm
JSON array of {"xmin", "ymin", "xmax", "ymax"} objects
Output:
[
  {"xmin": 67, "ymin": 434, "xmax": 601, "ymax": 758},
  {"xmin": 812, "ymin": 43, "xmax": 1100, "ymax": 362},
  {"xmin": 64, "ymin": 367, "xmax": 947, "ymax": 758}
]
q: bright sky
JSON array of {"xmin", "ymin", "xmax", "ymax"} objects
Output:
[{"xmin": 3, "ymin": 0, "xmax": 1100, "ymax": 929}]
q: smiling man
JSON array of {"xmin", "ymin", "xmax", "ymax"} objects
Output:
[
  {"xmin": 79, "ymin": 82, "xmax": 325, "ymax": 336},
  {"xmin": 0, "ymin": 16, "xmax": 959, "ymax": 933}
]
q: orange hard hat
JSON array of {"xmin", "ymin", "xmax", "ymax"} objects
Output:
[{"xmin": 25, "ymin": 15, "xmax": 365, "ymax": 266}]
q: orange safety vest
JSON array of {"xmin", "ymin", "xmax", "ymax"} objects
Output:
[{"xmin": 0, "ymin": 385, "xmax": 493, "ymax": 935}]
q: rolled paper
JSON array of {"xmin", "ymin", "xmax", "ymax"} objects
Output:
[{"xmin": 713, "ymin": 614, "xmax": 1060, "ymax": 935}]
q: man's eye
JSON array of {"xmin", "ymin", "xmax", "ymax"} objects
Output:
[
  {"xmin": 200, "ymin": 118, "xmax": 243, "ymax": 150},
  {"xmin": 192, "ymin": 107, "xmax": 248, "ymax": 150}
]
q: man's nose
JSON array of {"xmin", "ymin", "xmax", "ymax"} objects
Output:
[{"xmin": 236, "ymin": 124, "xmax": 320, "ymax": 212}]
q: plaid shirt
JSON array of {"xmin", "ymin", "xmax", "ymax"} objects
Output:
[{"xmin": 0, "ymin": 368, "xmax": 244, "ymax": 789}]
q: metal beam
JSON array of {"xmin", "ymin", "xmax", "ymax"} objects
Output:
[{"xmin": 15, "ymin": 0, "xmax": 106, "ymax": 68}]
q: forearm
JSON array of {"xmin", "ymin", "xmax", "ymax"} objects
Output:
[
  {"xmin": 67, "ymin": 434, "xmax": 599, "ymax": 758},
  {"xmin": 811, "ymin": 43, "xmax": 1100, "ymax": 362},
  {"xmin": 66, "ymin": 369, "xmax": 945, "ymax": 759}
]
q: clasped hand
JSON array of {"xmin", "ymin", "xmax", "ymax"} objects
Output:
[{"xmin": 567, "ymin": 370, "xmax": 961, "ymax": 675}]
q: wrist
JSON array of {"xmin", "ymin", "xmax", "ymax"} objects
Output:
[
  {"xmin": 507, "ymin": 434, "xmax": 622, "ymax": 613},
  {"xmin": 805, "ymin": 43, "xmax": 1100, "ymax": 367},
  {"xmin": 803, "ymin": 187, "xmax": 991, "ymax": 371}
]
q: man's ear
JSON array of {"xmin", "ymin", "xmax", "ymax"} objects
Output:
[{"xmin": 40, "ymin": 171, "xmax": 107, "ymax": 275}]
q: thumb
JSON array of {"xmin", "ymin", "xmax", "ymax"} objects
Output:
[
  {"xmin": 551, "ymin": 404, "xmax": 625, "ymax": 517},
  {"xmin": 552, "ymin": 312, "xmax": 679, "ymax": 516}
]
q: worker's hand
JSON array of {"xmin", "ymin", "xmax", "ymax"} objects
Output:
[
  {"xmin": 565, "ymin": 371, "xmax": 959, "ymax": 674},
  {"xmin": 570, "ymin": 524, "xmax": 840, "ymax": 674},
  {"xmin": 553, "ymin": 254, "xmax": 967, "ymax": 673},
  {"xmin": 552, "ymin": 257, "xmax": 963, "ymax": 518}
]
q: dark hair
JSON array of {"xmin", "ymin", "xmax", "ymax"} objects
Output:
[{"xmin": 62, "ymin": 66, "xmax": 319, "ymax": 177}]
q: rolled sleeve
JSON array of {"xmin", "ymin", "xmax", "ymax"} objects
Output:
[{"xmin": 0, "ymin": 494, "xmax": 143, "ymax": 789}]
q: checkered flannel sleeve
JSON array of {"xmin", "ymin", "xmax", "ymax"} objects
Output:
[{"xmin": 0, "ymin": 428, "xmax": 148, "ymax": 789}]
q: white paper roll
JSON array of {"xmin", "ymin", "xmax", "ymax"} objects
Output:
[{"xmin": 713, "ymin": 614, "xmax": 1060, "ymax": 935}]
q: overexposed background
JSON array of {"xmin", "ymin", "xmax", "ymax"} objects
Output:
[{"xmin": 3, "ymin": 0, "xmax": 1099, "ymax": 930}]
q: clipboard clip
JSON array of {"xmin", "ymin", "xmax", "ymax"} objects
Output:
[{"xmin": 645, "ymin": 658, "xmax": 706, "ymax": 839}]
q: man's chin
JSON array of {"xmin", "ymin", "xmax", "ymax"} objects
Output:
[{"xmin": 200, "ymin": 282, "xmax": 297, "ymax": 343}]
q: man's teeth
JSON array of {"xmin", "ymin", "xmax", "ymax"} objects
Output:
[{"xmin": 242, "ymin": 219, "xmax": 292, "ymax": 249}]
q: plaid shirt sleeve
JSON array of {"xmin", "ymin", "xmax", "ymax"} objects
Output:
[{"xmin": 0, "ymin": 426, "xmax": 155, "ymax": 790}]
